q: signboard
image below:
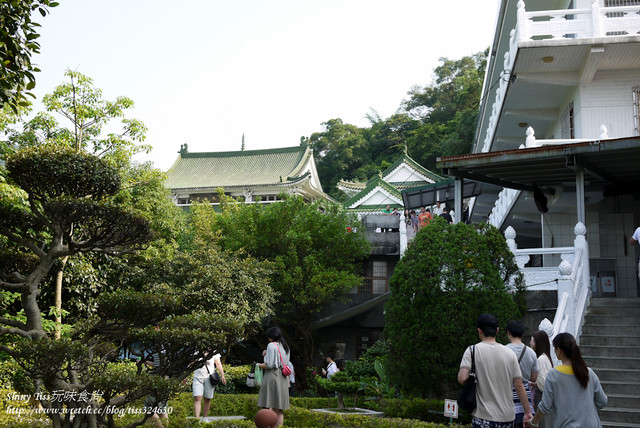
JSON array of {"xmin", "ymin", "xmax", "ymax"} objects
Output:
[
  {"xmin": 601, "ymin": 276, "xmax": 615, "ymax": 293},
  {"xmin": 444, "ymin": 399, "xmax": 458, "ymax": 418}
]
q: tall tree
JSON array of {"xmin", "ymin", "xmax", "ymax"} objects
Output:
[
  {"xmin": 211, "ymin": 195, "xmax": 370, "ymax": 385},
  {"xmin": 0, "ymin": 1, "xmax": 57, "ymax": 112},
  {"xmin": 1, "ymin": 69, "xmax": 152, "ymax": 337},
  {"xmin": 0, "ymin": 146, "xmax": 271, "ymax": 428},
  {"xmin": 403, "ymin": 50, "xmax": 488, "ymax": 168},
  {"xmin": 306, "ymin": 118, "xmax": 371, "ymax": 200}
]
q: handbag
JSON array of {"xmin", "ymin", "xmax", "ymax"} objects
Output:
[
  {"xmin": 277, "ymin": 344, "xmax": 292, "ymax": 376},
  {"xmin": 205, "ymin": 361, "xmax": 221, "ymax": 387},
  {"xmin": 246, "ymin": 364, "xmax": 256, "ymax": 387},
  {"xmin": 458, "ymin": 345, "xmax": 477, "ymax": 412}
]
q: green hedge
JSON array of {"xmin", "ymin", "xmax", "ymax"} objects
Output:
[{"xmin": 0, "ymin": 384, "xmax": 471, "ymax": 427}]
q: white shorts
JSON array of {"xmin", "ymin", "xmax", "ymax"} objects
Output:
[{"xmin": 192, "ymin": 376, "xmax": 215, "ymax": 399}]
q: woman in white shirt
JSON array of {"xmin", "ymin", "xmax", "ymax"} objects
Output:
[
  {"xmin": 192, "ymin": 353, "xmax": 226, "ymax": 418},
  {"xmin": 530, "ymin": 330, "xmax": 553, "ymax": 428}
]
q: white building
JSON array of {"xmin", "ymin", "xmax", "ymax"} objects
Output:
[{"xmin": 436, "ymin": 3, "xmax": 640, "ymax": 424}]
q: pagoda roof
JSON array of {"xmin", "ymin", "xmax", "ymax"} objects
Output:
[
  {"xmin": 165, "ymin": 145, "xmax": 314, "ymax": 190},
  {"xmin": 381, "ymin": 152, "xmax": 446, "ymax": 183},
  {"xmin": 342, "ymin": 175, "xmax": 404, "ymax": 209},
  {"xmin": 338, "ymin": 151, "xmax": 446, "ymax": 209}
]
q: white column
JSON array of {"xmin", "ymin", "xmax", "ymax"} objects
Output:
[
  {"xmin": 454, "ymin": 178, "xmax": 463, "ymax": 224},
  {"xmin": 399, "ymin": 213, "xmax": 408, "ymax": 257},
  {"xmin": 576, "ymin": 168, "xmax": 585, "ymax": 225}
]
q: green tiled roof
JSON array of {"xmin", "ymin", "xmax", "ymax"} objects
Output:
[
  {"xmin": 165, "ymin": 145, "xmax": 311, "ymax": 189},
  {"xmin": 342, "ymin": 176, "xmax": 402, "ymax": 208},
  {"xmin": 381, "ymin": 153, "xmax": 446, "ymax": 183}
]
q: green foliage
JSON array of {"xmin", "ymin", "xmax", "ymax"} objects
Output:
[
  {"xmin": 0, "ymin": 1, "xmax": 57, "ymax": 113},
  {"xmin": 282, "ymin": 407, "xmax": 458, "ymax": 428},
  {"xmin": 377, "ymin": 397, "xmax": 472, "ymax": 425},
  {"xmin": 210, "ymin": 365, "xmax": 255, "ymax": 395},
  {"xmin": 385, "ymin": 219, "xmax": 525, "ymax": 396},
  {"xmin": 4, "ymin": 69, "xmax": 150, "ymax": 162},
  {"xmin": 344, "ymin": 338, "xmax": 390, "ymax": 381},
  {"xmin": 210, "ymin": 194, "xmax": 369, "ymax": 371},
  {"xmin": 403, "ymin": 51, "xmax": 487, "ymax": 168},
  {"xmin": 0, "ymin": 143, "xmax": 274, "ymax": 427},
  {"xmin": 0, "ymin": 388, "xmax": 50, "ymax": 427},
  {"xmin": 316, "ymin": 371, "xmax": 361, "ymax": 409},
  {"xmin": 360, "ymin": 359, "xmax": 396, "ymax": 405}
]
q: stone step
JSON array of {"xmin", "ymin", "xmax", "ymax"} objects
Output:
[
  {"xmin": 601, "ymin": 381, "xmax": 640, "ymax": 395},
  {"xmin": 600, "ymin": 407, "xmax": 640, "ymax": 424},
  {"xmin": 581, "ymin": 335, "xmax": 640, "ymax": 347},
  {"xmin": 588, "ymin": 305, "xmax": 640, "ymax": 316},
  {"xmin": 606, "ymin": 394, "xmax": 640, "ymax": 409},
  {"xmin": 586, "ymin": 356, "xmax": 640, "ymax": 370},
  {"xmin": 584, "ymin": 315, "xmax": 640, "ymax": 325},
  {"xmin": 583, "ymin": 324, "xmax": 640, "ymax": 335},
  {"xmin": 603, "ymin": 422, "xmax": 640, "ymax": 428},
  {"xmin": 582, "ymin": 345, "xmax": 640, "ymax": 358},
  {"xmin": 593, "ymin": 368, "xmax": 640, "ymax": 382},
  {"xmin": 591, "ymin": 298, "xmax": 640, "ymax": 306}
]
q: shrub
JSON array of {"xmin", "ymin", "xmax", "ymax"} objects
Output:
[
  {"xmin": 316, "ymin": 372, "xmax": 361, "ymax": 409},
  {"xmin": 344, "ymin": 339, "xmax": 390, "ymax": 381},
  {"xmin": 385, "ymin": 220, "xmax": 525, "ymax": 396}
]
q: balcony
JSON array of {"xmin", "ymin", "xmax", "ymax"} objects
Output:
[
  {"xmin": 363, "ymin": 215, "xmax": 401, "ymax": 256},
  {"xmin": 517, "ymin": 1, "xmax": 640, "ymax": 41},
  {"xmin": 479, "ymin": 0, "xmax": 640, "ymax": 154}
]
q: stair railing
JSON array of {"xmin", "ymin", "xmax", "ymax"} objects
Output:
[
  {"xmin": 549, "ymin": 222, "xmax": 591, "ymax": 344},
  {"xmin": 506, "ymin": 222, "xmax": 591, "ymax": 344}
]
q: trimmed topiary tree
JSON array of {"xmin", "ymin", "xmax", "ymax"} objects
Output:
[{"xmin": 384, "ymin": 218, "xmax": 525, "ymax": 396}]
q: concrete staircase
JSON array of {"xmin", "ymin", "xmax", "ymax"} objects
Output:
[{"xmin": 580, "ymin": 297, "xmax": 640, "ymax": 428}]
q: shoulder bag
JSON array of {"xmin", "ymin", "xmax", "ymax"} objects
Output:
[
  {"xmin": 458, "ymin": 345, "xmax": 477, "ymax": 412},
  {"xmin": 277, "ymin": 344, "xmax": 292, "ymax": 376},
  {"xmin": 205, "ymin": 361, "xmax": 221, "ymax": 387}
]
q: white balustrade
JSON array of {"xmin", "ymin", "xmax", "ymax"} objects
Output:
[
  {"xmin": 507, "ymin": 223, "xmax": 591, "ymax": 344},
  {"xmin": 523, "ymin": 125, "xmax": 609, "ymax": 148},
  {"xmin": 488, "ymin": 188, "xmax": 521, "ymax": 229},
  {"xmin": 518, "ymin": 0, "xmax": 640, "ymax": 41}
]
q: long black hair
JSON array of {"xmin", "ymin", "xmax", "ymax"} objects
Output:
[
  {"xmin": 532, "ymin": 330, "xmax": 553, "ymax": 368},
  {"xmin": 553, "ymin": 332, "xmax": 589, "ymax": 388},
  {"xmin": 266, "ymin": 326, "xmax": 289, "ymax": 353}
]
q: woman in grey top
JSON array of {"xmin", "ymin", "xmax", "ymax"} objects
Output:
[{"xmin": 529, "ymin": 333, "xmax": 607, "ymax": 428}]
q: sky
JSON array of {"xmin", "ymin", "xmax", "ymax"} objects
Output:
[{"xmin": 31, "ymin": 0, "xmax": 500, "ymax": 171}]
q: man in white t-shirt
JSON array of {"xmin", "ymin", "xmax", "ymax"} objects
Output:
[
  {"xmin": 630, "ymin": 227, "xmax": 640, "ymax": 282},
  {"xmin": 192, "ymin": 353, "xmax": 226, "ymax": 418},
  {"xmin": 458, "ymin": 314, "xmax": 532, "ymax": 428},
  {"xmin": 433, "ymin": 201, "xmax": 444, "ymax": 216},
  {"xmin": 322, "ymin": 355, "xmax": 339, "ymax": 379}
]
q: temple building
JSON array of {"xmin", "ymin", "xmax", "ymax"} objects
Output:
[{"xmin": 164, "ymin": 142, "xmax": 330, "ymax": 205}]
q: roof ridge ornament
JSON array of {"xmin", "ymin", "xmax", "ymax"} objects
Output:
[
  {"xmin": 179, "ymin": 143, "xmax": 188, "ymax": 154},
  {"xmin": 241, "ymin": 134, "xmax": 245, "ymax": 151}
]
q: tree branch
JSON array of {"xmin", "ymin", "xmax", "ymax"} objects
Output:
[
  {"xmin": 0, "ymin": 344, "xmax": 20, "ymax": 359},
  {"xmin": 0, "ymin": 224, "xmax": 46, "ymax": 258},
  {"xmin": 0, "ymin": 326, "xmax": 33, "ymax": 338},
  {"xmin": 0, "ymin": 317, "xmax": 27, "ymax": 330},
  {"xmin": 0, "ymin": 279, "xmax": 29, "ymax": 292}
]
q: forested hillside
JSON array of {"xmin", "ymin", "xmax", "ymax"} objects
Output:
[{"xmin": 304, "ymin": 50, "xmax": 487, "ymax": 201}]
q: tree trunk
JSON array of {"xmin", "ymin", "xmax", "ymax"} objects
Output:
[{"xmin": 54, "ymin": 256, "xmax": 69, "ymax": 340}]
